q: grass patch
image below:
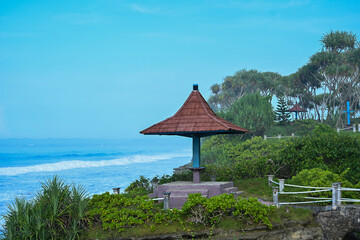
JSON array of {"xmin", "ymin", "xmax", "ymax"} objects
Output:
[
  {"xmin": 82, "ymin": 222, "xmax": 185, "ymax": 239},
  {"xmin": 82, "ymin": 220, "xmax": 206, "ymax": 239},
  {"xmin": 269, "ymin": 207, "xmax": 313, "ymax": 226},
  {"xmin": 217, "ymin": 216, "xmax": 245, "ymax": 231},
  {"xmin": 235, "ymin": 177, "xmax": 273, "ymax": 201}
]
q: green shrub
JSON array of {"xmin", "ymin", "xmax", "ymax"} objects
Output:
[
  {"xmin": 182, "ymin": 193, "xmax": 274, "ymax": 228},
  {"xmin": 201, "ymin": 136, "xmax": 279, "ymax": 180},
  {"xmin": 88, "ymin": 192, "xmax": 180, "ymax": 233},
  {"xmin": 266, "ymin": 119, "xmax": 322, "ymax": 137},
  {"xmin": 287, "ymin": 168, "xmax": 360, "ymax": 201},
  {"xmin": 275, "ymin": 125, "xmax": 360, "ymax": 183},
  {"xmin": 124, "ymin": 175, "xmax": 151, "ymax": 194},
  {"xmin": 2, "ymin": 176, "xmax": 89, "ymax": 240}
]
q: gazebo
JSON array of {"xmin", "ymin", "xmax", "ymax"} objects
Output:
[
  {"xmin": 141, "ymin": 84, "xmax": 248, "ymax": 183},
  {"xmin": 288, "ymin": 103, "xmax": 306, "ymax": 120},
  {"xmin": 141, "ymin": 84, "xmax": 248, "ymax": 208}
]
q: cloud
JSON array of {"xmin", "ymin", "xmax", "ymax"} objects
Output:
[{"xmin": 129, "ymin": 3, "xmax": 160, "ymax": 14}]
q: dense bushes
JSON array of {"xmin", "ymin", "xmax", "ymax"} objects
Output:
[
  {"xmin": 288, "ymin": 168, "xmax": 360, "ymax": 200},
  {"xmin": 88, "ymin": 192, "xmax": 181, "ymax": 232},
  {"xmin": 201, "ymin": 124, "xmax": 360, "ymax": 185},
  {"xmin": 265, "ymin": 119, "xmax": 322, "ymax": 137},
  {"xmin": 201, "ymin": 136, "xmax": 281, "ymax": 180},
  {"xmin": 182, "ymin": 193, "xmax": 274, "ymax": 228},
  {"xmin": 201, "ymin": 135, "xmax": 277, "ymax": 165},
  {"xmin": 276, "ymin": 125, "xmax": 360, "ymax": 183},
  {"xmin": 88, "ymin": 192, "xmax": 274, "ymax": 233},
  {"xmin": 2, "ymin": 176, "xmax": 89, "ymax": 240}
]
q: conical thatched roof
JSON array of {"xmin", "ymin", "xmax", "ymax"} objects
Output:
[
  {"xmin": 288, "ymin": 104, "xmax": 306, "ymax": 112},
  {"xmin": 140, "ymin": 85, "xmax": 248, "ymax": 137}
]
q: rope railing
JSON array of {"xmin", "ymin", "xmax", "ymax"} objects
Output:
[
  {"xmin": 279, "ymin": 189, "xmax": 331, "ymax": 195},
  {"xmin": 284, "ymin": 183, "xmax": 329, "ymax": 189},
  {"xmin": 303, "ymin": 196, "xmax": 332, "ymax": 200},
  {"xmin": 337, "ymin": 124, "xmax": 360, "ymax": 133},
  {"xmin": 278, "ymin": 200, "xmax": 332, "ymax": 205},
  {"xmin": 339, "ymin": 199, "xmax": 360, "ymax": 203},
  {"xmin": 264, "ymin": 133, "xmax": 295, "ymax": 140},
  {"xmin": 341, "ymin": 188, "xmax": 360, "ymax": 191},
  {"xmin": 268, "ymin": 175, "xmax": 360, "ymax": 210}
]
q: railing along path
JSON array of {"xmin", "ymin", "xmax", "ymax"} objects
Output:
[{"xmin": 267, "ymin": 175, "xmax": 360, "ymax": 210}]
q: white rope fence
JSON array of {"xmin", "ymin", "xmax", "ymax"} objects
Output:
[
  {"xmin": 337, "ymin": 124, "xmax": 360, "ymax": 133},
  {"xmin": 267, "ymin": 175, "xmax": 360, "ymax": 209},
  {"xmin": 264, "ymin": 133, "xmax": 295, "ymax": 140}
]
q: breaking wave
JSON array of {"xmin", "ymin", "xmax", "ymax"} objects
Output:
[{"xmin": 0, "ymin": 152, "xmax": 191, "ymax": 176}]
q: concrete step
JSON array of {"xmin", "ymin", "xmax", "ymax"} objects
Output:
[
  {"xmin": 232, "ymin": 191, "xmax": 244, "ymax": 197},
  {"xmin": 223, "ymin": 187, "xmax": 238, "ymax": 193},
  {"xmin": 219, "ymin": 182, "xmax": 234, "ymax": 189},
  {"xmin": 168, "ymin": 189, "xmax": 209, "ymax": 197}
]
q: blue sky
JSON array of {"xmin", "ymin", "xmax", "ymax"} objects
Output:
[{"xmin": 1, "ymin": 0, "xmax": 360, "ymax": 138}]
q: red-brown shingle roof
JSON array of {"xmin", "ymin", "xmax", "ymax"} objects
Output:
[
  {"xmin": 140, "ymin": 88, "xmax": 248, "ymax": 136},
  {"xmin": 288, "ymin": 104, "xmax": 306, "ymax": 112}
]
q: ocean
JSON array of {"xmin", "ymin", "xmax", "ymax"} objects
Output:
[{"xmin": 0, "ymin": 137, "xmax": 191, "ymax": 222}]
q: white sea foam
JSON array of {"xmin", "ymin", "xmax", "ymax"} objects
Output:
[{"xmin": 0, "ymin": 152, "xmax": 191, "ymax": 176}]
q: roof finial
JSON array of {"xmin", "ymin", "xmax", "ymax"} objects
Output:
[{"xmin": 193, "ymin": 84, "xmax": 198, "ymax": 91}]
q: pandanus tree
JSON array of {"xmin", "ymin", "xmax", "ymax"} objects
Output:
[{"xmin": 304, "ymin": 31, "xmax": 360, "ymax": 126}]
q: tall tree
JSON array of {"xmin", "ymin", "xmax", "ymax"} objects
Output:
[
  {"xmin": 209, "ymin": 69, "xmax": 281, "ymax": 111},
  {"xmin": 281, "ymin": 31, "xmax": 360, "ymax": 126},
  {"xmin": 221, "ymin": 92, "xmax": 274, "ymax": 136},
  {"xmin": 275, "ymin": 97, "xmax": 291, "ymax": 125},
  {"xmin": 306, "ymin": 31, "xmax": 360, "ymax": 126}
]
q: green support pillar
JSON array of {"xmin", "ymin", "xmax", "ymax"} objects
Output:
[{"xmin": 192, "ymin": 136, "xmax": 200, "ymax": 168}]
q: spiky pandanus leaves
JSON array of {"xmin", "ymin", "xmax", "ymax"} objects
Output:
[
  {"xmin": 321, "ymin": 30, "xmax": 358, "ymax": 53},
  {"xmin": 2, "ymin": 176, "xmax": 89, "ymax": 240}
]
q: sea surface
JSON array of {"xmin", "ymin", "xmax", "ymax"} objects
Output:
[{"xmin": 0, "ymin": 137, "xmax": 191, "ymax": 223}]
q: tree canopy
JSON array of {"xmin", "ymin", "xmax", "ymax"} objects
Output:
[{"xmin": 208, "ymin": 30, "xmax": 360, "ymax": 129}]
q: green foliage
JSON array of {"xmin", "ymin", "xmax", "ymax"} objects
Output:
[
  {"xmin": 275, "ymin": 125, "xmax": 360, "ymax": 183},
  {"xmin": 266, "ymin": 119, "xmax": 322, "ymax": 137},
  {"xmin": 275, "ymin": 96, "xmax": 290, "ymax": 125},
  {"xmin": 2, "ymin": 176, "xmax": 89, "ymax": 240},
  {"xmin": 182, "ymin": 193, "xmax": 274, "ymax": 228},
  {"xmin": 221, "ymin": 92, "xmax": 275, "ymax": 136},
  {"xmin": 201, "ymin": 136, "xmax": 280, "ymax": 180},
  {"xmin": 234, "ymin": 178, "xmax": 273, "ymax": 201},
  {"xmin": 208, "ymin": 69, "xmax": 281, "ymax": 111},
  {"xmin": 288, "ymin": 168, "xmax": 360, "ymax": 200},
  {"xmin": 88, "ymin": 192, "xmax": 181, "ymax": 233},
  {"xmin": 124, "ymin": 175, "xmax": 151, "ymax": 195},
  {"xmin": 88, "ymin": 192, "xmax": 274, "ymax": 236},
  {"xmin": 321, "ymin": 30, "xmax": 358, "ymax": 52}
]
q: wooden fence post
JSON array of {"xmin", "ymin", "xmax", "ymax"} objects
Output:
[
  {"xmin": 353, "ymin": 124, "xmax": 356, "ymax": 133},
  {"xmin": 264, "ymin": 135, "xmax": 267, "ymax": 140},
  {"xmin": 337, "ymin": 128, "xmax": 340, "ymax": 133}
]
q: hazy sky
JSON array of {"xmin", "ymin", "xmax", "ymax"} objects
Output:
[{"xmin": 1, "ymin": 0, "xmax": 360, "ymax": 138}]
